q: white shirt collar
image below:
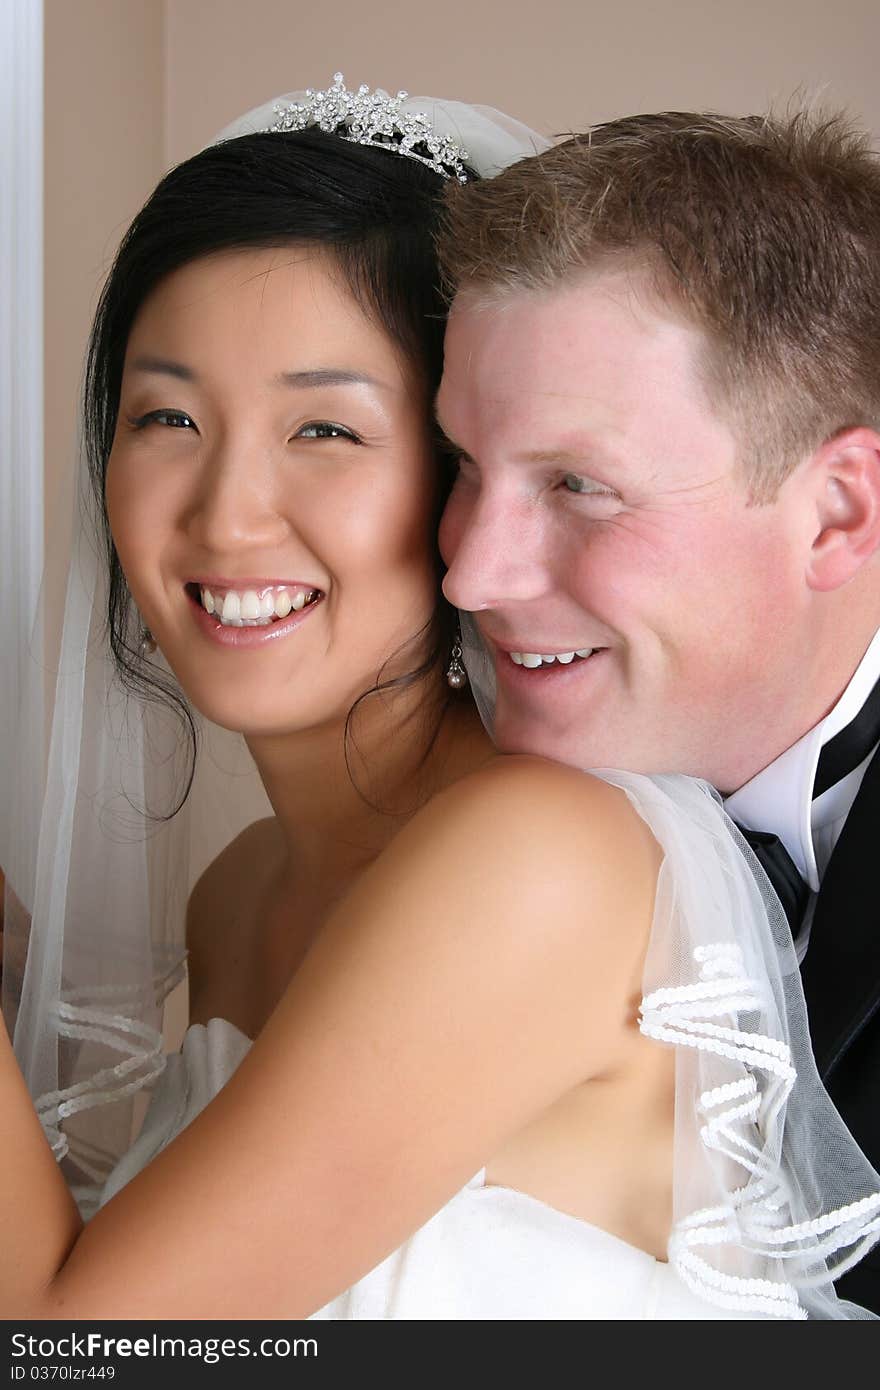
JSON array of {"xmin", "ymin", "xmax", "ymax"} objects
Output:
[{"xmin": 723, "ymin": 627, "xmax": 880, "ymax": 891}]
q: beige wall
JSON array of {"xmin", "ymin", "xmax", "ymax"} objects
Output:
[
  {"xmin": 165, "ymin": 0, "xmax": 880, "ymax": 164},
  {"xmin": 44, "ymin": 0, "xmax": 164, "ymax": 645},
  {"xmin": 45, "ymin": 0, "xmax": 880, "ymax": 566}
]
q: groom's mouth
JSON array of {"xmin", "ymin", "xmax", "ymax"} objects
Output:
[
  {"xmin": 506, "ymin": 647, "xmax": 597, "ymax": 669},
  {"xmin": 486, "ymin": 638, "xmax": 613, "ymax": 726},
  {"xmin": 490, "ymin": 643, "xmax": 609, "ymax": 695}
]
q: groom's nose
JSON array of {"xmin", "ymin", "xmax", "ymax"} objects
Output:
[{"xmin": 440, "ymin": 485, "xmax": 550, "ymax": 612}]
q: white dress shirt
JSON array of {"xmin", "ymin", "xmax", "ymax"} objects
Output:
[{"xmin": 724, "ymin": 627, "xmax": 880, "ymax": 960}]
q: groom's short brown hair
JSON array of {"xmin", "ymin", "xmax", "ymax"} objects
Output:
[{"xmin": 439, "ymin": 110, "xmax": 880, "ymax": 498}]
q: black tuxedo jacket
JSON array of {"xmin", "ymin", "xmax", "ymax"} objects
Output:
[{"xmin": 800, "ymin": 743, "xmax": 880, "ymax": 1314}]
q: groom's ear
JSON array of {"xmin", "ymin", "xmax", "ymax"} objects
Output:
[{"xmin": 804, "ymin": 428, "xmax": 880, "ymax": 592}]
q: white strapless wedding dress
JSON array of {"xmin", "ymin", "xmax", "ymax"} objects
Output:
[{"xmin": 98, "ymin": 1016, "xmax": 753, "ymax": 1319}]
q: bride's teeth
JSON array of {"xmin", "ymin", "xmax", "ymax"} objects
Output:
[
  {"xmin": 240, "ymin": 590, "xmax": 261, "ymax": 621},
  {"xmin": 556, "ymin": 651, "xmax": 575, "ymax": 664},
  {"xmin": 199, "ymin": 584, "xmax": 319, "ymax": 626}
]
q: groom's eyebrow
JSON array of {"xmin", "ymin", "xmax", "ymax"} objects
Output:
[
  {"xmin": 521, "ymin": 447, "xmax": 602, "ymax": 467},
  {"xmin": 431, "ymin": 426, "xmax": 611, "ymax": 473},
  {"xmin": 433, "ymin": 401, "xmax": 617, "ymax": 473}
]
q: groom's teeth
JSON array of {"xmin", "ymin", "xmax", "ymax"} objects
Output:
[{"xmin": 509, "ymin": 648, "xmax": 595, "ymax": 669}]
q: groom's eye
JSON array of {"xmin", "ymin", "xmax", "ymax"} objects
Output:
[{"xmin": 562, "ymin": 472, "xmax": 617, "ymax": 498}]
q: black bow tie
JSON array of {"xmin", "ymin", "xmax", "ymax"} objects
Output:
[{"xmin": 735, "ymin": 826, "xmax": 810, "ymax": 935}]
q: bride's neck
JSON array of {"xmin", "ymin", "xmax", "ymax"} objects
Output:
[{"xmin": 245, "ymin": 676, "xmax": 493, "ymax": 889}]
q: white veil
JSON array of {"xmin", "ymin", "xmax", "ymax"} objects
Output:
[{"xmin": 1, "ymin": 82, "xmax": 551, "ymax": 1215}]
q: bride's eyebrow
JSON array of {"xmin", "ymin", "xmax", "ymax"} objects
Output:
[
  {"xmin": 126, "ymin": 359, "xmax": 393, "ymax": 394},
  {"xmin": 128, "ymin": 355, "xmax": 195, "ymax": 382},
  {"xmin": 274, "ymin": 368, "xmax": 391, "ymax": 392}
]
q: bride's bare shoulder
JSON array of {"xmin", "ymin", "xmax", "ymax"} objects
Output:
[
  {"xmin": 431, "ymin": 755, "xmax": 655, "ymax": 853},
  {"xmin": 377, "ymin": 754, "xmax": 661, "ymax": 926}
]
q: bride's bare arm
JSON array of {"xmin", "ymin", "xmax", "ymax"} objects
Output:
[
  {"xmin": 1, "ymin": 1023, "xmax": 83, "ymax": 1291},
  {"xmin": 1, "ymin": 757, "xmax": 659, "ymax": 1319}
]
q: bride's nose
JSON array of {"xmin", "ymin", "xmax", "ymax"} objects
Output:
[{"xmin": 183, "ymin": 441, "xmax": 290, "ymax": 553}]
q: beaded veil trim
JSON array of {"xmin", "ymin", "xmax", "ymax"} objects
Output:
[{"xmin": 640, "ymin": 944, "xmax": 880, "ymax": 1319}]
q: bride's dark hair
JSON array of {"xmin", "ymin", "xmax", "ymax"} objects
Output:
[{"xmin": 84, "ymin": 127, "xmax": 468, "ymax": 814}]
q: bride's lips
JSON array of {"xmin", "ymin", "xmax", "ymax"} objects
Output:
[{"xmin": 184, "ymin": 581, "xmax": 323, "ymax": 649}]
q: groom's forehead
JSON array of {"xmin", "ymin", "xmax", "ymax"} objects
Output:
[
  {"xmin": 438, "ymin": 275, "xmax": 711, "ymax": 433},
  {"xmin": 443, "ymin": 266, "xmax": 693, "ymax": 372}
]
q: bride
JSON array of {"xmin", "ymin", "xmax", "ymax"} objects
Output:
[{"xmin": 2, "ymin": 77, "xmax": 879, "ymax": 1321}]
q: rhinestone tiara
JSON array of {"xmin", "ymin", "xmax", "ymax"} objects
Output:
[{"xmin": 268, "ymin": 73, "xmax": 471, "ymax": 183}]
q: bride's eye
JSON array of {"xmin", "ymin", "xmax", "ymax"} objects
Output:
[
  {"xmin": 295, "ymin": 421, "xmax": 361, "ymax": 442},
  {"xmin": 130, "ymin": 409, "xmax": 197, "ymax": 431}
]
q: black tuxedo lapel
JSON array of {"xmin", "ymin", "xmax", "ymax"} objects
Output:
[{"xmin": 801, "ymin": 744, "xmax": 880, "ymax": 1081}]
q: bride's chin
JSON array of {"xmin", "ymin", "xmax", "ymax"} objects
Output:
[
  {"xmin": 186, "ymin": 700, "xmax": 313, "ymax": 740},
  {"xmin": 178, "ymin": 681, "xmax": 350, "ymax": 742}
]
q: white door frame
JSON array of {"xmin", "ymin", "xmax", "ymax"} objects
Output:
[{"xmin": 0, "ymin": 0, "xmax": 44, "ymax": 895}]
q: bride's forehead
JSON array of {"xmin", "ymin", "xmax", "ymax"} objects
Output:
[
  {"xmin": 133, "ymin": 247, "xmax": 354, "ymax": 320},
  {"xmin": 125, "ymin": 249, "xmax": 401, "ymax": 367}
]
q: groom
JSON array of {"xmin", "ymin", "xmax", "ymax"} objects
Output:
[{"xmin": 435, "ymin": 110, "xmax": 880, "ymax": 1311}]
